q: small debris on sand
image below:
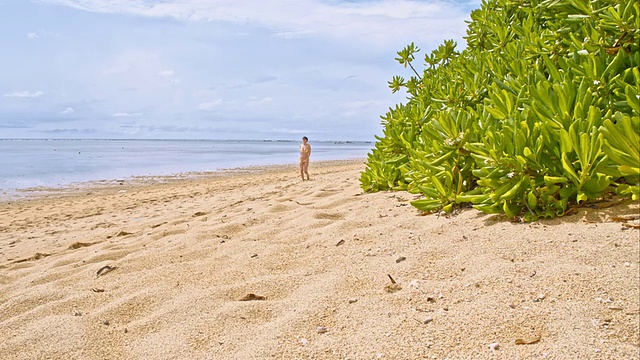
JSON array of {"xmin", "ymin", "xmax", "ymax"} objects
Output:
[
  {"xmin": 96, "ymin": 265, "xmax": 117, "ymax": 277},
  {"xmin": 68, "ymin": 242, "xmax": 93, "ymax": 250},
  {"xmin": 239, "ymin": 293, "xmax": 266, "ymax": 301},
  {"xmin": 515, "ymin": 336, "xmax": 541, "ymax": 345},
  {"xmin": 534, "ymin": 293, "xmax": 546, "ymax": 302},
  {"xmin": 385, "ymin": 274, "xmax": 402, "ymax": 293}
]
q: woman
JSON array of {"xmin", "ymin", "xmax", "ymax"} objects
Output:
[{"xmin": 299, "ymin": 136, "xmax": 311, "ymax": 180}]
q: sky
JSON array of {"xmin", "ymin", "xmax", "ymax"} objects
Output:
[{"xmin": 0, "ymin": 0, "xmax": 480, "ymax": 141}]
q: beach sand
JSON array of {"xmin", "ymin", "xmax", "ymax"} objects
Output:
[{"xmin": 0, "ymin": 160, "xmax": 638, "ymax": 359}]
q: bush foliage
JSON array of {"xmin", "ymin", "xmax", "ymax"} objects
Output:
[{"xmin": 360, "ymin": 0, "xmax": 639, "ymax": 221}]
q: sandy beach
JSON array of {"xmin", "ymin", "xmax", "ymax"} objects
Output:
[{"xmin": 0, "ymin": 160, "xmax": 638, "ymax": 359}]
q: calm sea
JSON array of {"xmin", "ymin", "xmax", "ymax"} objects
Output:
[{"xmin": 0, "ymin": 139, "xmax": 373, "ymax": 194}]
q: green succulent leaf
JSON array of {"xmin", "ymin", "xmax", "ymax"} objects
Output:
[{"xmin": 361, "ymin": 0, "xmax": 640, "ymax": 221}]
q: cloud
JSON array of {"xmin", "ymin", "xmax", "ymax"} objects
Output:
[
  {"xmin": 3, "ymin": 90, "xmax": 44, "ymax": 98},
  {"xmin": 254, "ymin": 75, "xmax": 278, "ymax": 84},
  {"xmin": 159, "ymin": 69, "xmax": 180, "ymax": 84},
  {"xmin": 247, "ymin": 96, "xmax": 273, "ymax": 106},
  {"xmin": 25, "ymin": 31, "xmax": 62, "ymax": 40},
  {"xmin": 341, "ymin": 99, "xmax": 386, "ymax": 117},
  {"xmin": 198, "ymin": 98, "xmax": 223, "ymax": 110},
  {"xmin": 4, "ymin": 0, "xmax": 479, "ymax": 140},
  {"xmin": 39, "ymin": 0, "xmax": 477, "ymax": 47},
  {"xmin": 272, "ymin": 30, "xmax": 315, "ymax": 40},
  {"xmin": 113, "ymin": 112, "xmax": 142, "ymax": 117},
  {"xmin": 44, "ymin": 128, "xmax": 98, "ymax": 134},
  {"xmin": 102, "ymin": 50, "xmax": 161, "ymax": 76}
]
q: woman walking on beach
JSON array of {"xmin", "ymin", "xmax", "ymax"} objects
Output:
[{"xmin": 300, "ymin": 136, "xmax": 311, "ymax": 180}]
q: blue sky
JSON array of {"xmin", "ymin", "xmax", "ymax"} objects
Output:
[{"xmin": 0, "ymin": 0, "xmax": 479, "ymax": 140}]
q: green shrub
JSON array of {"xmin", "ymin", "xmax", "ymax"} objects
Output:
[{"xmin": 360, "ymin": 0, "xmax": 639, "ymax": 220}]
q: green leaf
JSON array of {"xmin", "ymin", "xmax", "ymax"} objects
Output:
[{"xmin": 410, "ymin": 199, "xmax": 442, "ymax": 212}]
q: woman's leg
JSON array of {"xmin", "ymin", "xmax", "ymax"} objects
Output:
[{"xmin": 302, "ymin": 160, "xmax": 309, "ymax": 180}]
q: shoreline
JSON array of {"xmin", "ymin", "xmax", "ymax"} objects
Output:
[
  {"xmin": 1, "ymin": 158, "xmax": 367, "ymax": 202},
  {"xmin": 0, "ymin": 160, "xmax": 638, "ymax": 359},
  {"xmin": 0, "ymin": 138, "xmax": 374, "ymax": 200}
]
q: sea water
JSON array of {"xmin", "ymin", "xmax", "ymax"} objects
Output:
[{"xmin": 0, "ymin": 139, "xmax": 373, "ymax": 193}]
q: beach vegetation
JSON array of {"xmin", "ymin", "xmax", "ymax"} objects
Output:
[{"xmin": 360, "ymin": 0, "xmax": 639, "ymax": 221}]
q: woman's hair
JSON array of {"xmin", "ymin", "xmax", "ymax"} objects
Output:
[{"xmin": 302, "ymin": 136, "xmax": 308, "ymax": 141}]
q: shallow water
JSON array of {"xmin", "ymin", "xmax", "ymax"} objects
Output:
[{"xmin": 0, "ymin": 139, "xmax": 373, "ymax": 193}]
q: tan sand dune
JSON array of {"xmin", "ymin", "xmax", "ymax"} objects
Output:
[{"xmin": 0, "ymin": 160, "xmax": 638, "ymax": 359}]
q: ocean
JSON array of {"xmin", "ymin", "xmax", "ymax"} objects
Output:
[{"xmin": 0, "ymin": 139, "xmax": 373, "ymax": 195}]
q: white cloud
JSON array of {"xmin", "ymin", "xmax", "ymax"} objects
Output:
[
  {"xmin": 3, "ymin": 90, "xmax": 44, "ymax": 98},
  {"xmin": 25, "ymin": 31, "xmax": 61, "ymax": 39},
  {"xmin": 341, "ymin": 99, "xmax": 385, "ymax": 117},
  {"xmin": 198, "ymin": 98, "xmax": 223, "ymax": 110},
  {"xmin": 159, "ymin": 69, "xmax": 180, "ymax": 84},
  {"xmin": 60, "ymin": 107, "xmax": 75, "ymax": 114},
  {"xmin": 247, "ymin": 96, "xmax": 273, "ymax": 106},
  {"xmin": 102, "ymin": 50, "xmax": 160, "ymax": 76},
  {"xmin": 159, "ymin": 69, "xmax": 174, "ymax": 77},
  {"xmin": 113, "ymin": 112, "xmax": 142, "ymax": 117},
  {"xmin": 272, "ymin": 30, "xmax": 315, "ymax": 40},
  {"xmin": 39, "ymin": 0, "xmax": 475, "ymax": 47}
]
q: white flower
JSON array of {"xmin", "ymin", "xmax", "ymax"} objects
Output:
[
  {"xmin": 593, "ymin": 80, "xmax": 600, "ymax": 85},
  {"xmin": 577, "ymin": 49, "xmax": 589, "ymax": 56}
]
